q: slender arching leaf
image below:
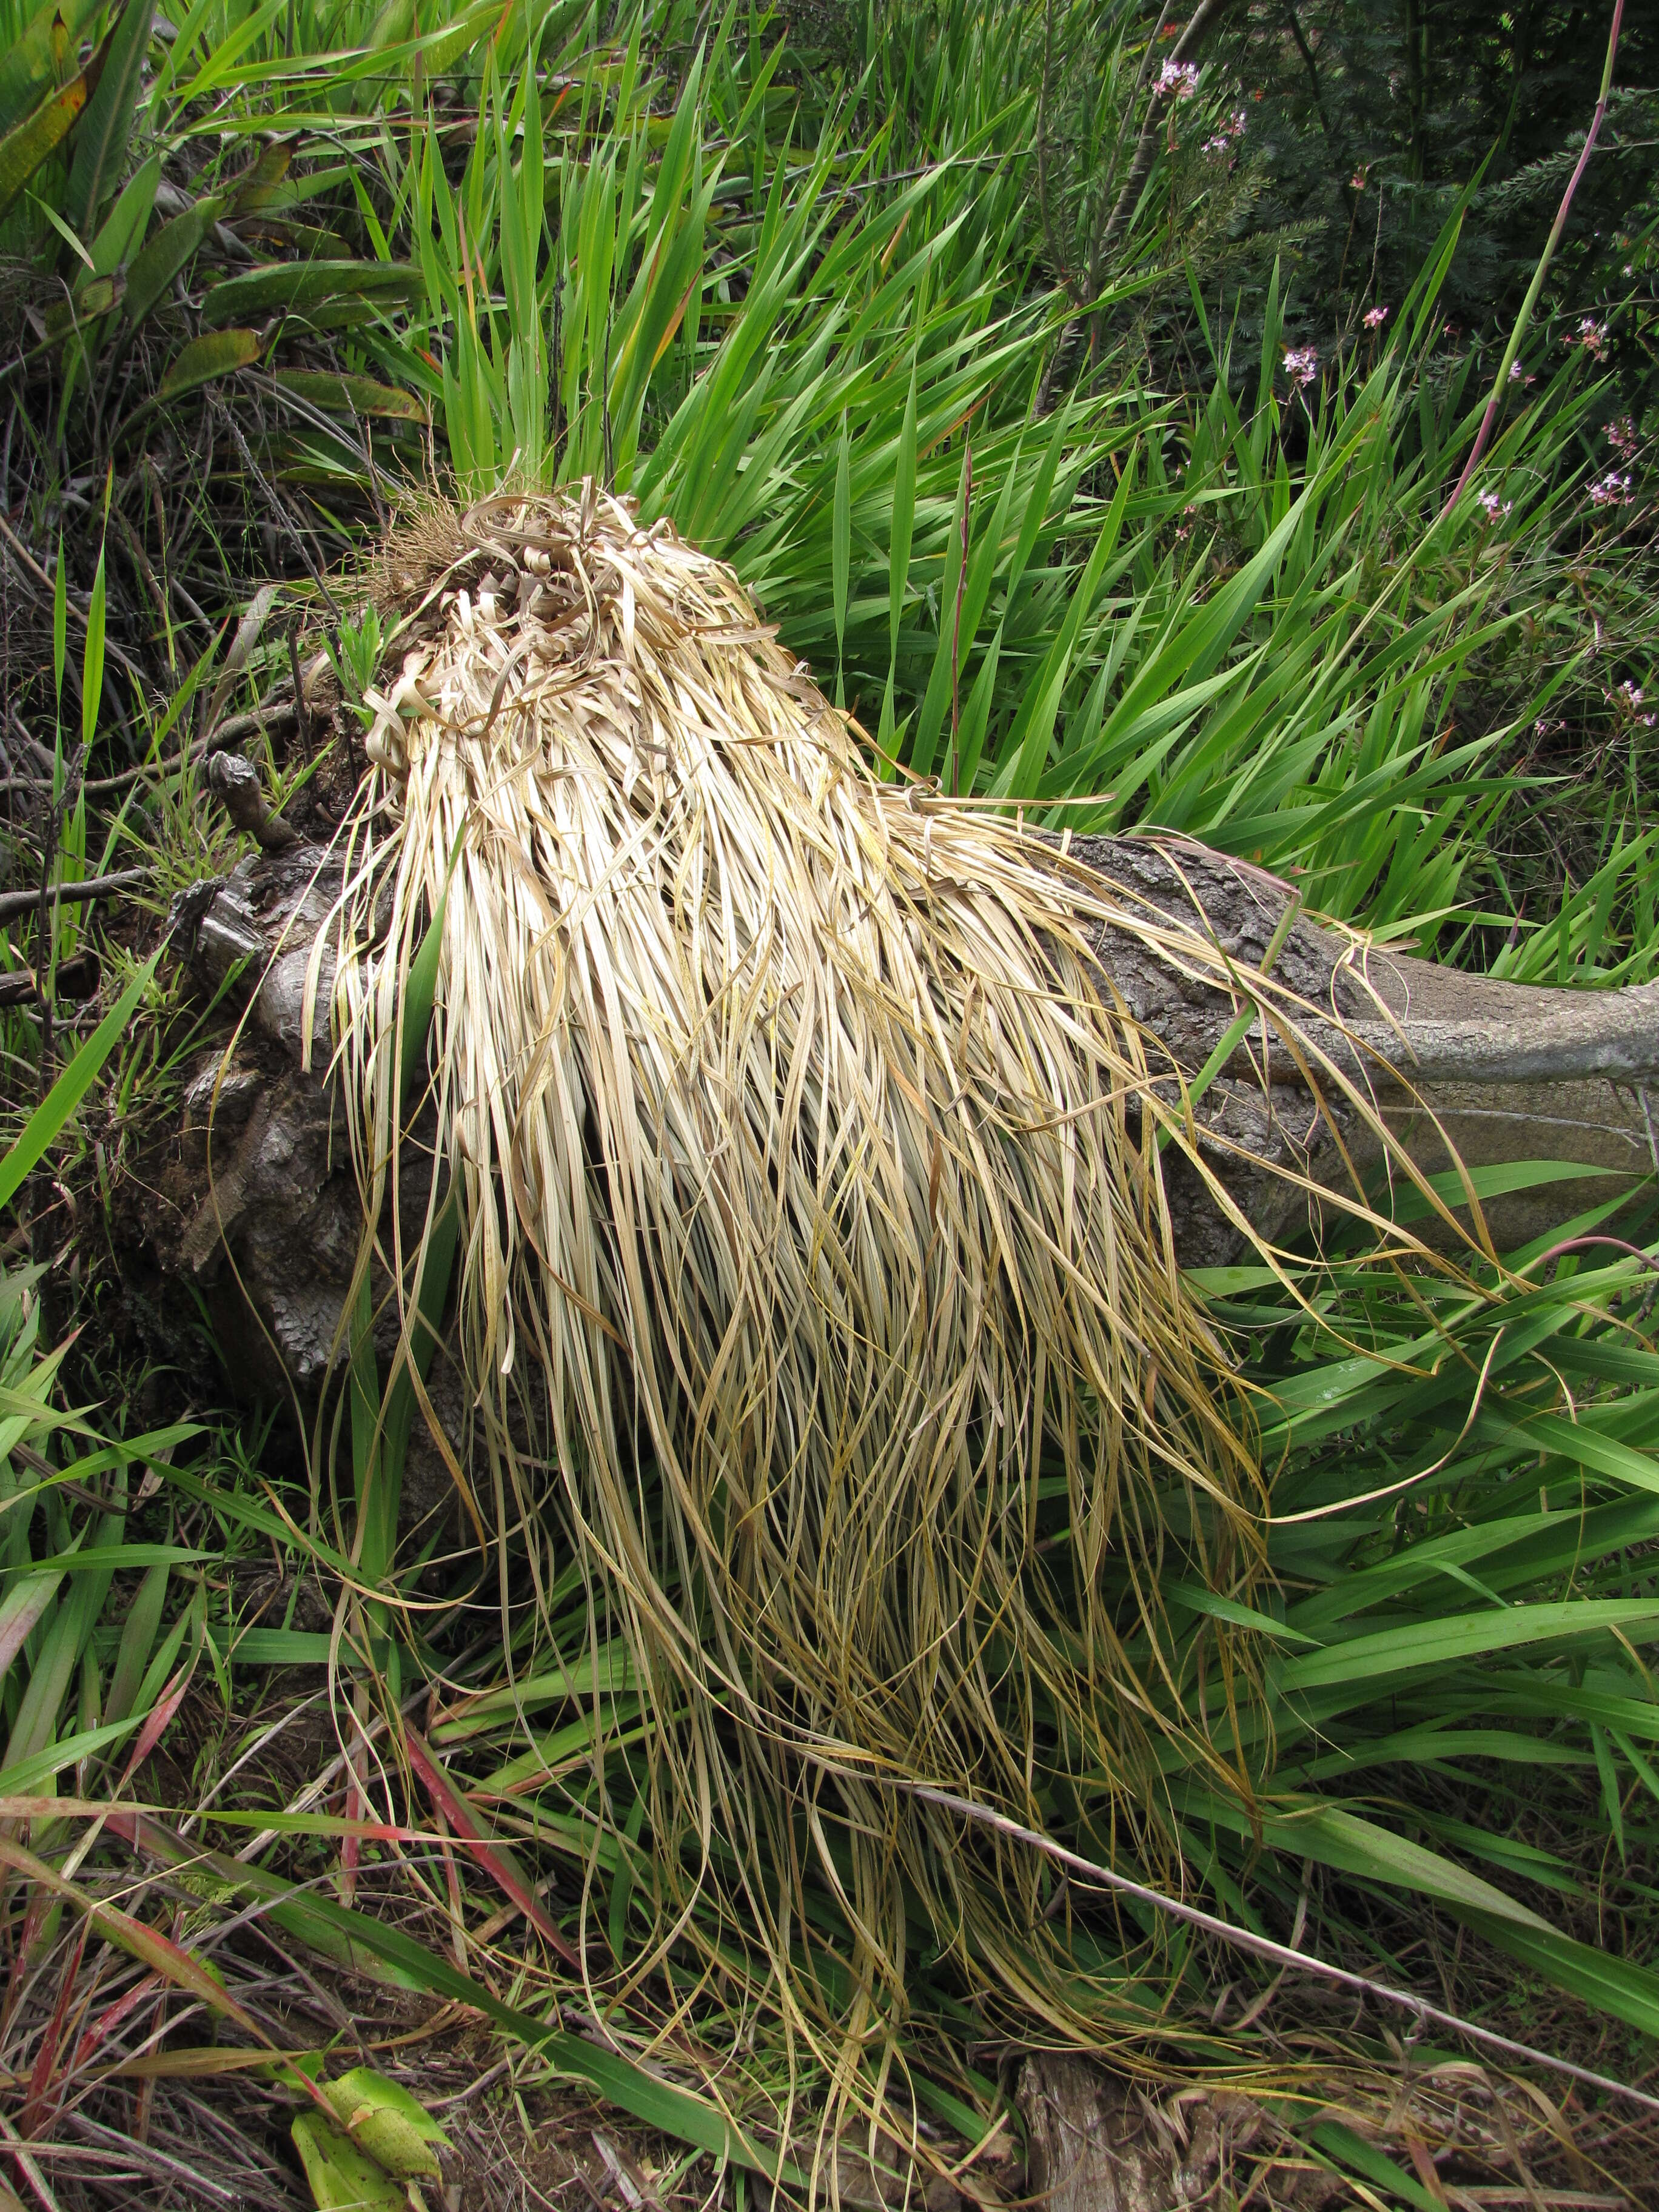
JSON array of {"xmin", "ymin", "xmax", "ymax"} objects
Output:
[
  {"xmin": 121, "ymin": 189, "xmax": 224, "ymax": 331},
  {"xmin": 832, "ymin": 410, "xmax": 851, "ymax": 682},
  {"xmin": 63, "ymin": 0, "xmax": 153, "ymax": 236},
  {"xmin": 888, "ymin": 360, "xmax": 917, "ymax": 663},
  {"xmin": 199, "ymin": 259, "xmax": 423, "ymax": 327},
  {"xmin": 0, "ymin": 951, "xmax": 158, "ymax": 1215}
]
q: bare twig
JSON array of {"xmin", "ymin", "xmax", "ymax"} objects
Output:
[
  {"xmin": 208, "ymin": 752, "xmax": 298, "ymax": 851},
  {"xmin": 0, "ymin": 871, "xmax": 150, "ymax": 930},
  {"xmin": 880, "ymin": 1779, "xmax": 1659, "ymax": 2123},
  {"xmin": 287, "ymin": 620, "xmax": 310, "ymax": 753}
]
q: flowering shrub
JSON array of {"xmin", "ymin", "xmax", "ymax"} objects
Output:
[{"xmin": 1282, "ymin": 344, "xmax": 1319, "ymax": 390}]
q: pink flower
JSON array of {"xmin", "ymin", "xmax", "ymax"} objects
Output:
[
  {"xmin": 1610, "ymin": 680, "xmax": 1655, "ymax": 727},
  {"xmin": 1587, "ymin": 472, "xmax": 1632, "ymax": 508},
  {"xmin": 1362, "ymin": 304, "xmax": 1389, "ymax": 330},
  {"xmin": 1282, "ymin": 344, "xmax": 1319, "ymax": 390},
  {"xmin": 1350, "ymin": 168, "xmax": 1369, "ymax": 190},
  {"xmin": 1478, "ymin": 491, "xmax": 1512, "ymax": 520},
  {"xmin": 1577, "ymin": 317, "xmax": 1609, "ymax": 359},
  {"xmin": 1606, "ymin": 417, "xmax": 1638, "ymax": 458},
  {"xmin": 1507, "ymin": 361, "xmax": 1534, "ymax": 386},
  {"xmin": 1156, "ymin": 59, "xmax": 1200, "ymax": 99}
]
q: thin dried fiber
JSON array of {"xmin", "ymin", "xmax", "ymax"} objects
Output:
[{"xmin": 328, "ymin": 486, "xmax": 1302, "ymax": 2057}]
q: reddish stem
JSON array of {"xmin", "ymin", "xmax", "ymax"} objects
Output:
[{"xmin": 1441, "ymin": 0, "xmax": 1623, "ymax": 520}]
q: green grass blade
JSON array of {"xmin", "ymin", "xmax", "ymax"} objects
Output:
[{"xmin": 0, "ymin": 951, "xmax": 158, "ymax": 1215}]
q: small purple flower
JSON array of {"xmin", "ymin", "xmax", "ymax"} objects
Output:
[
  {"xmin": 1201, "ymin": 106, "xmax": 1247, "ymax": 152},
  {"xmin": 1478, "ymin": 491, "xmax": 1512, "ymax": 520},
  {"xmin": 1282, "ymin": 344, "xmax": 1319, "ymax": 390},
  {"xmin": 1610, "ymin": 680, "xmax": 1655, "ymax": 727},
  {"xmin": 1587, "ymin": 472, "xmax": 1632, "ymax": 508},
  {"xmin": 1156, "ymin": 59, "xmax": 1200, "ymax": 99},
  {"xmin": 1507, "ymin": 361, "xmax": 1534, "ymax": 386},
  {"xmin": 1577, "ymin": 317, "xmax": 1609, "ymax": 359},
  {"xmin": 1607, "ymin": 417, "xmax": 1638, "ymax": 459},
  {"xmin": 1362, "ymin": 305, "xmax": 1389, "ymax": 330}
]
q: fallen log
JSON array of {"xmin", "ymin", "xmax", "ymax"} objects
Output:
[
  {"xmin": 109, "ymin": 809, "xmax": 1657, "ymax": 1575},
  {"xmin": 145, "ymin": 824, "xmax": 1659, "ymax": 1418}
]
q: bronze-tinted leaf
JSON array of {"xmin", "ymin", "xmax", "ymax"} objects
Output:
[{"xmin": 155, "ymin": 326, "xmax": 261, "ymax": 400}]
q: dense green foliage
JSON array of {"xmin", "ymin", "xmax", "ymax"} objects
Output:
[{"xmin": 1, "ymin": 1, "xmax": 1657, "ymax": 2204}]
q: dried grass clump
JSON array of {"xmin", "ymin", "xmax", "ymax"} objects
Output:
[{"xmin": 320, "ymin": 484, "xmax": 1344, "ymax": 2066}]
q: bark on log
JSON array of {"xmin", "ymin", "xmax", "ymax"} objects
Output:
[
  {"xmin": 130, "ymin": 831, "xmax": 1659, "ymax": 1506},
  {"xmin": 1058, "ymin": 832, "xmax": 1659, "ymax": 1264}
]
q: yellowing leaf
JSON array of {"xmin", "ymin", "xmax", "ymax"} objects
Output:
[
  {"xmin": 323, "ymin": 2068, "xmax": 448, "ymax": 2180},
  {"xmin": 272, "ymin": 369, "xmax": 423, "ymax": 420},
  {"xmin": 290, "ymin": 2114, "xmax": 403, "ymax": 2211},
  {"xmin": 155, "ymin": 328, "xmax": 260, "ymax": 403},
  {"xmin": 0, "ymin": 62, "xmax": 89, "ymax": 221}
]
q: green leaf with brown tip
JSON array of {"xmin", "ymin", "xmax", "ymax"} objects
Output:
[
  {"xmin": 272, "ymin": 368, "xmax": 423, "ymax": 420},
  {"xmin": 0, "ymin": 0, "xmax": 99, "ymax": 135},
  {"xmin": 0, "ymin": 58, "xmax": 91, "ymax": 221}
]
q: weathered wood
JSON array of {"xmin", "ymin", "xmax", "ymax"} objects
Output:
[
  {"xmin": 1057, "ymin": 832, "xmax": 1659, "ymax": 1260},
  {"xmin": 1016, "ymin": 2054, "xmax": 1291, "ymax": 2212}
]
